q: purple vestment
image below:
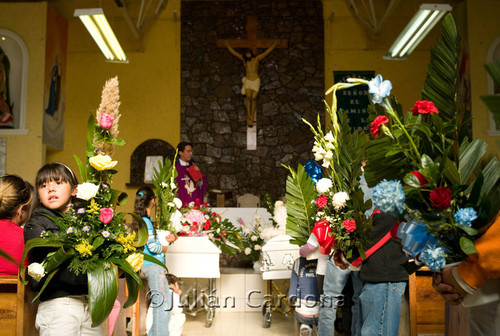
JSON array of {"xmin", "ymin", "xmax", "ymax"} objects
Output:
[{"xmin": 175, "ymin": 161, "xmax": 207, "ymax": 207}]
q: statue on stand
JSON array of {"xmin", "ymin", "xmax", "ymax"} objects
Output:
[{"xmin": 224, "ymin": 40, "xmax": 278, "ymax": 127}]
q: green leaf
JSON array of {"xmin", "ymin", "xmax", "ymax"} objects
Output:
[
  {"xmin": 74, "ymin": 155, "xmax": 88, "ymax": 182},
  {"xmin": 0, "ymin": 248, "xmax": 18, "ymax": 267},
  {"xmin": 129, "ymin": 213, "xmax": 148, "ymax": 247},
  {"xmin": 88, "ymin": 261, "xmax": 118, "ymax": 327},
  {"xmin": 31, "ymin": 269, "xmax": 59, "ymax": 302},
  {"xmin": 92, "ymin": 236, "xmax": 105, "ymax": 250},
  {"xmin": 459, "ymin": 236, "xmax": 478, "ymax": 255},
  {"xmin": 123, "ymin": 273, "xmax": 140, "ymax": 309},
  {"xmin": 108, "ymin": 138, "xmax": 126, "ymax": 146},
  {"xmin": 141, "ymin": 252, "xmax": 169, "ymax": 270},
  {"xmin": 459, "ymin": 226, "xmax": 478, "ymax": 236},
  {"xmin": 421, "ymin": 154, "xmax": 434, "ymax": 169},
  {"xmin": 43, "ymin": 246, "xmax": 75, "ymax": 274},
  {"xmin": 86, "ymin": 113, "xmax": 96, "ymax": 158},
  {"xmin": 110, "ymin": 189, "xmax": 128, "ymax": 207},
  {"xmin": 403, "ymin": 173, "xmax": 420, "ymax": 188},
  {"xmin": 459, "ymin": 138, "xmax": 487, "ymax": 184},
  {"xmin": 19, "ymin": 238, "xmax": 65, "ymax": 284}
]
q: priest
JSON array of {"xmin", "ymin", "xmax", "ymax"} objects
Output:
[{"xmin": 175, "ymin": 141, "xmax": 207, "ymax": 206}]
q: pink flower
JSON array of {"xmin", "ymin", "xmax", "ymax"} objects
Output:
[
  {"xmin": 370, "ymin": 116, "xmax": 389, "ymax": 138},
  {"xmin": 342, "ymin": 219, "xmax": 357, "ymax": 233},
  {"xmin": 184, "ymin": 209, "xmax": 205, "ymax": 225},
  {"xmin": 411, "ymin": 100, "xmax": 439, "ymax": 116},
  {"xmin": 99, "ymin": 208, "xmax": 114, "ymax": 224},
  {"xmin": 99, "ymin": 113, "xmax": 114, "ymax": 130}
]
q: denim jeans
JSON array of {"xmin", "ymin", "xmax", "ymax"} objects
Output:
[
  {"xmin": 358, "ymin": 281, "xmax": 406, "ymax": 336},
  {"xmin": 142, "ymin": 264, "xmax": 172, "ymax": 336},
  {"xmin": 294, "ymin": 311, "xmax": 319, "ymax": 327},
  {"xmin": 318, "ymin": 259, "xmax": 361, "ymax": 336}
]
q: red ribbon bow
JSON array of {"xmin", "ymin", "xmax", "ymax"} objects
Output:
[{"xmin": 312, "ymin": 220, "xmax": 336, "ymax": 255}]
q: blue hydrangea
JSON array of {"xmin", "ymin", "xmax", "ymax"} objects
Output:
[
  {"xmin": 372, "ymin": 179, "xmax": 405, "ymax": 216},
  {"xmin": 368, "ymin": 74, "xmax": 392, "ymax": 104},
  {"xmin": 420, "ymin": 244, "xmax": 447, "ymax": 272},
  {"xmin": 454, "ymin": 207, "xmax": 478, "ymax": 227}
]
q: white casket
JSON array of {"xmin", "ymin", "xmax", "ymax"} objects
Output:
[
  {"xmin": 261, "ymin": 234, "xmax": 300, "ymax": 280},
  {"xmin": 165, "ymin": 236, "xmax": 221, "ymax": 278}
]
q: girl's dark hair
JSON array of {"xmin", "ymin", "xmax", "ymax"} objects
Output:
[
  {"xmin": 132, "ymin": 186, "xmax": 156, "ymax": 233},
  {"xmin": 35, "ymin": 162, "xmax": 78, "ymax": 188},
  {"xmin": 0, "ymin": 174, "xmax": 34, "ymax": 220}
]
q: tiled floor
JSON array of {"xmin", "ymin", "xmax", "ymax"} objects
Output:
[{"xmin": 182, "ymin": 311, "xmax": 299, "ymax": 336}]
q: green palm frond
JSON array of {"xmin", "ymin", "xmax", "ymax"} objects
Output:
[
  {"xmin": 421, "ymin": 14, "xmax": 461, "ymax": 122},
  {"xmin": 284, "ymin": 164, "xmax": 317, "ymax": 246},
  {"xmin": 481, "ymin": 61, "xmax": 500, "ymax": 130}
]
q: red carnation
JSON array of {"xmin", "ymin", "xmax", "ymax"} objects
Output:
[
  {"xmin": 411, "ymin": 100, "xmax": 439, "ymax": 116},
  {"xmin": 370, "ymin": 116, "xmax": 389, "ymax": 138},
  {"xmin": 410, "ymin": 171, "xmax": 429, "ymax": 187},
  {"xmin": 342, "ymin": 219, "xmax": 357, "ymax": 233},
  {"xmin": 316, "ymin": 196, "xmax": 329, "ymax": 210},
  {"xmin": 204, "ymin": 220, "xmax": 211, "ymax": 230},
  {"xmin": 429, "ymin": 186, "xmax": 452, "ymax": 210}
]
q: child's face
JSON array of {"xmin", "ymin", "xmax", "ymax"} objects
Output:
[
  {"xmin": 38, "ymin": 179, "xmax": 77, "ymax": 213},
  {"xmin": 169, "ymin": 281, "xmax": 181, "ymax": 295}
]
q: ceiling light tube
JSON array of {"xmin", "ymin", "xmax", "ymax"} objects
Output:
[
  {"xmin": 384, "ymin": 4, "xmax": 452, "ymax": 60},
  {"xmin": 74, "ymin": 8, "xmax": 128, "ymax": 63}
]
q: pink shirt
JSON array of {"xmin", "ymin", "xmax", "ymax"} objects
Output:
[{"xmin": 0, "ymin": 219, "xmax": 26, "ymax": 275}]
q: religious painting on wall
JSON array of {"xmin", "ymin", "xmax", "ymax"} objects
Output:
[
  {"xmin": 0, "ymin": 47, "xmax": 14, "ymax": 128},
  {"xmin": 333, "ymin": 70, "xmax": 375, "ymax": 132},
  {"xmin": 43, "ymin": 5, "xmax": 68, "ymax": 149}
]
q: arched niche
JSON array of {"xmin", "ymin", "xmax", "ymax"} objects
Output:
[
  {"xmin": 0, "ymin": 28, "xmax": 29, "ymax": 134},
  {"xmin": 128, "ymin": 139, "xmax": 176, "ymax": 186},
  {"xmin": 487, "ymin": 35, "xmax": 500, "ymax": 136}
]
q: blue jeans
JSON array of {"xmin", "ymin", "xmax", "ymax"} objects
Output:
[
  {"xmin": 294, "ymin": 311, "xmax": 318, "ymax": 327},
  {"xmin": 318, "ymin": 259, "xmax": 361, "ymax": 336},
  {"xmin": 358, "ymin": 282, "xmax": 406, "ymax": 336},
  {"xmin": 142, "ymin": 264, "xmax": 172, "ymax": 336}
]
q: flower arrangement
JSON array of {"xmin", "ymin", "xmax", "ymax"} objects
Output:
[
  {"xmin": 340, "ymin": 71, "xmax": 499, "ymax": 271},
  {"xmin": 20, "ymin": 77, "xmax": 164, "ymax": 327},
  {"xmin": 151, "ymin": 154, "xmax": 183, "ymax": 233},
  {"xmin": 174, "ymin": 200, "xmax": 243, "ymax": 255},
  {"xmin": 238, "ymin": 216, "xmax": 265, "ymax": 263}
]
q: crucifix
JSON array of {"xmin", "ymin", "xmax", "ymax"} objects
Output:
[{"xmin": 217, "ymin": 16, "xmax": 288, "ymax": 150}]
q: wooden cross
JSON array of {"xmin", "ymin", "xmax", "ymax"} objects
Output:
[
  {"xmin": 216, "ymin": 16, "xmax": 288, "ymax": 54},
  {"xmin": 217, "ymin": 16, "xmax": 288, "ymax": 150}
]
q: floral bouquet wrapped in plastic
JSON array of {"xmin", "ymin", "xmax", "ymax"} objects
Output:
[{"xmin": 20, "ymin": 77, "xmax": 166, "ymax": 326}]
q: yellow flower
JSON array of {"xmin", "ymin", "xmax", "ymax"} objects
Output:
[
  {"xmin": 89, "ymin": 154, "xmax": 118, "ymax": 171},
  {"xmin": 126, "ymin": 253, "xmax": 144, "ymax": 272},
  {"xmin": 75, "ymin": 239, "xmax": 93, "ymax": 258},
  {"xmin": 116, "ymin": 231, "xmax": 137, "ymax": 253},
  {"xmin": 87, "ymin": 199, "xmax": 101, "ymax": 215}
]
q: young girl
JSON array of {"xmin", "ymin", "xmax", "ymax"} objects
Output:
[
  {"xmin": 135, "ymin": 186, "xmax": 177, "ymax": 336},
  {"xmin": 0, "ymin": 174, "xmax": 33, "ymax": 275},
  {"xmin": 24, "ymin": 162, "xmax": 103, "ymax": 335}
]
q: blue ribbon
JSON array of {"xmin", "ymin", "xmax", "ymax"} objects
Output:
[
  {"xmin": 304, "ymin": 160, "xmax": 322, "ymax": 183},
  {"xmin": 397, "ymin": 220, "xmax": 431, "ymax": 257}
]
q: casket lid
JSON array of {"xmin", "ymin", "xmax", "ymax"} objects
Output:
[
  {"xmin": 262, "ymin": 234, "xmax": 300, "ymax": 252},
  {"xmin": 166, "ymin": 236, "xmax": 221, "ymax": 254}
]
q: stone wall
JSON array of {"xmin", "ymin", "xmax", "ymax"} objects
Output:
[{"xmin": 181, "ymin": 0, "xmax": 324, "ymax": 201}]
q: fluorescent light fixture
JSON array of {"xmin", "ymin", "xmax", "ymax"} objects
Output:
[
  {"xmin": 74, "ymin": 8, "xmax": 128, "ymax": 63},
  {"xmin": 384, "ymin": 4, "xmax": 451, "ymax": 60}
]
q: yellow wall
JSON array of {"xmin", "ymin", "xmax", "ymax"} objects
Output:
[
  {"xmin": 467, "ymin": 0, "xmax": 500, "ymax": 156},
  {"xmin": 0, "ymin": 2, "xmax": 48, "ymax": 182},
  {"xmin": 0, "ymin": 0, "xmax": 497, "ymax": 214},
  {"xmin": 45, "ymin": 0, "xmax": 181, "ymax": 213}
]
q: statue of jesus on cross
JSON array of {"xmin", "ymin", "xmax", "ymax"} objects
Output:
[{"xmin": 223, "ymin": 39, "xmax": 278, "ymax": 127}]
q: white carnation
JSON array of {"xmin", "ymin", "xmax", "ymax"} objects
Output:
[
  {"xmin": 254, "ymin": 245, "xmax": 261, "ymax": 251},
  {"xmin": 332, "ymin": 191, "xmax": 349, "ymax": 210},
  {"xmin": 316, "ymin": 178, "xmax": 333, "ymax": 195},
  {"xmin": 76, "ymin": 182, "xmax": 99, "ymax": 201},
  {"xmin": 28, "ymin": 262, "xmax": 46, "ymax": 282},
  {"xmin": 251, "ymin": 235, "xmax": 258, "ymax": 242},
  {"xmin": 244, "ymin": 247, "xmax": 252, "ymax": 255}
]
